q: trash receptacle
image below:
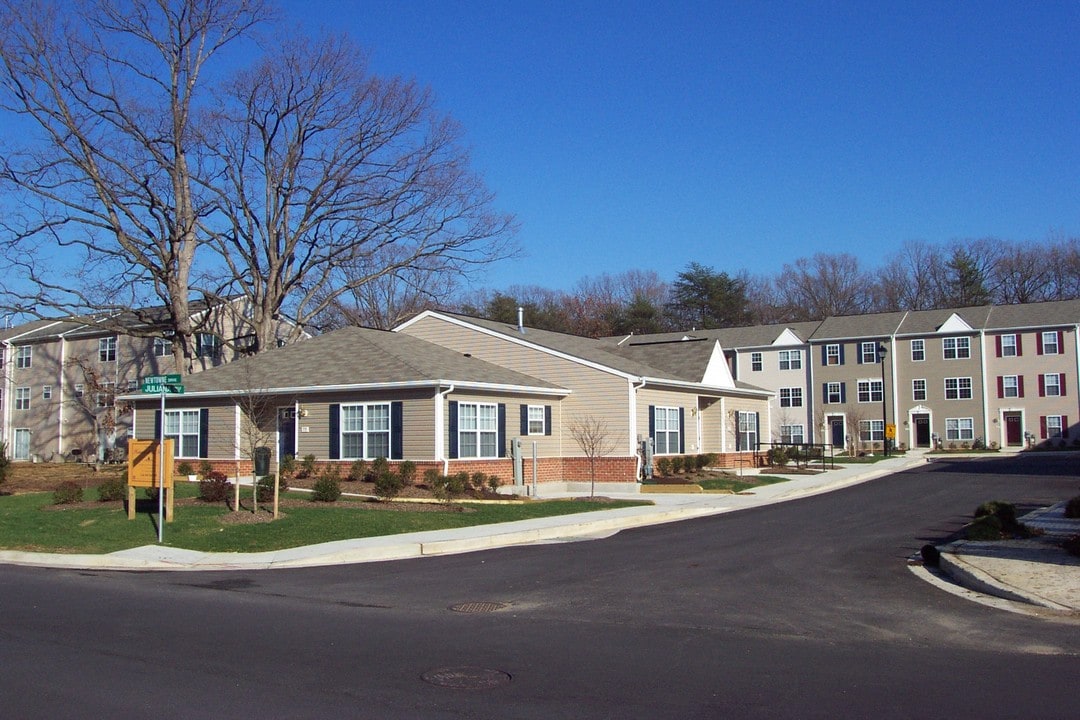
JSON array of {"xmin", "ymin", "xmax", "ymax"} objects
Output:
[{"xmin": 254, "ymin": 446, "xmax": 271, "ymax": 477}]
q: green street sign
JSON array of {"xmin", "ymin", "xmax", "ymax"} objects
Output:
[
  {"xmin": 142, "ymin": 373, "xmax": 182, "ymax": 385},
  {"xmin": 142, "ymin": 382, "xmax": 185, "ymax": 394}
]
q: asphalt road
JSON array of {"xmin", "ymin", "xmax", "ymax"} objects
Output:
[{"xmin": 2, "ymin": 456, "xmax": 1078, "ymax": 719}]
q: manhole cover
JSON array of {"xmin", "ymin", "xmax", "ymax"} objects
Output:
[
  {"xmin": 450, "ymin": 601, "xmax": 508, "ymax": 613},
  {"xmin": 422, "ymin": 666, "xmax": 512, "ymax": 690}
]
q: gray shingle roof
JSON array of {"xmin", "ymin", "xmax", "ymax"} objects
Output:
[
  {"xmin": 154, "ymin": 326, "xmax": 563, "ymax": 395},
  {"xmin": 984, "ymin": 299, "xmax": 1080, "ymax": 330}
]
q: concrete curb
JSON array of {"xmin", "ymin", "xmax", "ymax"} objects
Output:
[{"xmin": 935, "ymin": 544, "xmax": 1071, "ymax": 611}]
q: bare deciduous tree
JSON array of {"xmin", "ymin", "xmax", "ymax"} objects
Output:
[
  {"xmin": 567, "ymin": 414, "xmax": 620, "ymax": 498},
  {"xmin": 0, "ymin": 0, "xmax": 270, "ymax": 374},
  {"xmin": 774, "ymin": 253, "xmax": 874, "ymax": 320}
]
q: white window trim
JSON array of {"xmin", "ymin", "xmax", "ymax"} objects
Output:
[
  {"xmin": 526, "ymin": 404, "xmax": 546, "ymax": 435},
  {"xmin": 943, "ymin": 336, "xmax": 971, "ymax": 360},
  {"xmin": 1041, "ymin": 331, "xmax": 1060, "ymax": 354},
  {"xmin": 15, "ymin": 387, "xmax": 31, "ymax": 410},
  {"xmin": 1001, "ymin": 334, "xmax": 1017, "ymax": 357},
  {"xmin": 458, "ymin": 401, "xmax": 499, "ymax": 459},
  {"xmin": 944, "ymin": 377, "xmax": 973, "ymax": 400},
  {"xmin": 1046, "ymin": 415, "xmax": 1064, "ymax": 438},
  {"xmin": 857, "ymin": 379, "xmax": 883, "ymax": 403},
  {"xmin": 860, "ymin": 342, "xmax": 877, "ymax": 364},
  {"xmin": 750, "ymin": 352, "xmax": 762, "ymax": 372},
  {"xmin": 163, "ymin": 408, "xmax": 201, "ymax": 458},
  {"xmin": 780, "ymin": 424, "xmax": 805, "ymax": 444},
  {"xmin": 859, "ymin": 419, "xmax": 884, "ymax": 442},
  {"xmin": 340, "ymin": 402, "xmax": 392, "ymax": 460},
  {"xmin": 825, "ymin": 344, "xmax": 841, "ymax": 365},
  {"xmin": 779, "ymin": 387, "xmax": 803, "ymax": 408},
  {"xmin": 912, "ymin": 379, "xmax": 927, "ymax": 402},
  {"xmin": 826, "ymin": 382, "xmax": 843, "ymax": 404},
  {"xmin": 910, "ymin": 339, "xmax": 925, "ymax": 362},
  {"xmin": 1043, "ymin": 373, "xmax": 1062, "ymax": 396},
  {"xmin": 15, "ymin": 345, "xmax": 31, "ymax": 369},
  {"xmin": 153, "ymin": 337, "xmax": 173, "ymax": 357},
  {"xmin": 1002, "ymin": 375, "xmax": 1019, "ymax": 398},
  {"xmin": 778, "ymin": 350, "xmax": 801, "ymax": 370},
  {"xmin": 654, "ymin": 405, "xmax": 681, "ymax": 455},
  {"xmin": 945, "ymin": 417, "xmax": 975, "ymax": 441},
  {"xmin": 99, "ymin": 336, "xmax": 117, "ymax": 362},
  {"xmin": 43, "ymin": 385, "xmax": 53, "ymax": 399}
]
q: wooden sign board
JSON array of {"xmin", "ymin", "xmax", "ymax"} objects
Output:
[{"xmin": 127, "ymin": 439, "xmax": 175, "ymax": 488}]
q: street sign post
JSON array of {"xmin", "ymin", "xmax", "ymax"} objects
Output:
[{"xmin": 140, "ymin": 375, "xmax": 185, "ymax": 541}]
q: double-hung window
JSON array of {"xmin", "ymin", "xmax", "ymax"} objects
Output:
[
  {"xmin": 653, "ymin": 406, "xmax": 681, "ymax": 455},
  {"xmin": 15, "ymin": 387, "xmax": 30, "ymax": 410},
  {"xmin": 912, "ymin": 379, "xmax": 927, "ymax": 402},
  {"xmin": 1001, "ymin": 375, "xmax": 1020, "ymax": 398},
  {"xmin": 1040, "ymin": 331, "xmax": 1060, "ymax": 355},
  {"xmin": 778, "ymin": 350, "xmax": 801, "ymax": 370},
  {"xmin": 750, "ymin": 352, "xmax": 762, "ymax": 372},
  {"xmin": 527, "ymin": 405, "xmax": 546, "ymax": 435},
  {"xmin": 780, "ymin": 424, "xmax": 804, "ymax": 444},
  {"xmin": 43, "ymin": 385, "xmax": 53, "ymax": 400},
  {"xmin": 99, "ymin": 336, "xmax": 117, "ymax": 362},
  {"xmin": 163, "ymin": 409, "xmax": 201, "ymax": 458},
  {"xmin": 859, "ymin": 420, "xmax": 884, "ymax": 442},
  {"xmin": 825, "ymin": 382, "xmax": 844, "ymax": 404},
  {"xmin": 153, "ymin": 337, "xmax": 173, "ymax": 357},
  {"xmin": 458, "ymin": 402, "xmax": 499, "ymax": 458},
  {"xmin": 196, "ymin": 333, "xmax": 222, "ymax": 359},
  {"xmin": 860, "ymin": 342, "xmax": 878, "ymax": 364},
  {"xmin": 1000, "ymin": 334, "xmax": 1017, "ymax": 357},
  {"xmin": 1045, "ymin": 415, "xmax": 1064, "ymax": 439},
  {"xmin": 15, "ymin": 346, "xmax": 31, "ymax": 369},
  {"xmin": 944, "ymin": 377, "xmax": 973, "ymax": 400},
  {"xmin": 910, "ymin": 339, "xmax": 925, "ymax": 362},
  {"xmin": 945, "ymin": 418, "xmax": 974, "ymax": 441},
  {"xmin": 340, "ymin": 403, "xmax": 391, "ymax": 459},
  {"xmin": 779, "ymin": 387, "xmax": 803, "ymax": 408},
  {"xmin": 737, "ymin": 411, "xmax": 758, "ymax": 451},
  {"xmin": 1041, "ymin": 373, "xmax": 1063, "ymax": 397},
  {"xmin": 825, "ymin": 344, "xmax": 841, "ymax": 366},
  {"xmin": 857, "ymin": 380, "xmax": 883, "ymax": 403},
  {"xmin": 943, "ymin": 337, "xmax": 970, "ymax": 360}
]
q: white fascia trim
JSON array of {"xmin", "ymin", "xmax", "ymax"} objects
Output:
[
  {"xmin": 5, "ymin": 320, "xmax": 64, "ymax": 343},
  {"xmin": 118, "ymin": 379, "xmax": 570, "ymax": 402},
  {"xmin": 641, "ymin": 375, "xmax": 773, "ymax": 399},
  {"xmin": 396, "ymin": 311, "xmax": 639, "ymax": 382}
]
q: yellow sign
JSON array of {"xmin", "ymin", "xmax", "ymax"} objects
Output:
[{"xmin": 885, "ymin": 423, "xmax": 897, "ymax": 439}]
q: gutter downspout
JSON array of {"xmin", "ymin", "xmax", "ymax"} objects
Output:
[
  {"xmin": 0, "ymin": 339, "xmax": 9, "ymax": 450},
  {"xmin": 1074, "ymin": 324, "xmax": 1079, "ymax": 434},
  {"xmin": 978, "ymin": 328, "xmax": 990, "ymax": 445},
  {"xmin": 890, "ymin": 312, "xmax": 907, "ymax": 450},
  {"xmin": 58, "ymin": 337, "xmax": 67, "ymax": 459},
  {"xmin": 631, "ymin": 377, "xmax": 646, "ymax": 481},
  {"xmin": 436, "ymin": 383, "xmax": 455, "ymax": 475}
]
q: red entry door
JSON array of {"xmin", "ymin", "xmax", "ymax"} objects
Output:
[{"xmin": 1005, "ymin": 414, "xmax": 1022, "ymax": 446}]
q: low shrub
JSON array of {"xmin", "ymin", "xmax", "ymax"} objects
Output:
[
  {"xmin": 471, "ymin": 472, "xmax": 488, "ymax": 491},
  {"xmin": 656, "ymin": 457, "xmax": 672, "ymax": 476},
  {"xmin": 975, "ymin": 500, "xmax": 1017, "ymax": 528},
  {"xmin": 671, "ymin": 456, "xmax": 685, "ymax": 474},
  {"xmin": 311, "ymin": 474, "xmax": 342, "ymax": 502},
  {"xmin": 1064, "ymin": 496, "xmax": 1080, "ymax": 519},
  {"xmin": 965, "ymin": 514, "xmax": 1003, "ymax": 540},
  {"xmin": 300, "ymin": 454, "xmax": 318, "ymax": 479},
  {"xmin": 97, "ymin": 475, "xmax": 126, "ymax": 502},
  {"xmin": 199, "ymin": 460, "xmax": 213, "ymax": 479},
  {"xmin": 487, "ymin": 475, "xmax": 501, "ymax": 493},
  {"xmin": 348, "ymin": 459, "xmax": 369, "ymax": 482},
  {"xmin": 53, "ymin": 480, "xmax": 83, "ymax": 505},
  {"xmin": 767, "ymin": 447, "xmax": 789, "ymax": 467},
  {"xmin": 371, "ymin": 457, "xmax": 390, "ymax": 478},
  {"xmin": 199, "ymin": 471, "xmax": 232, "ymax": 502},
  {"xmin": 453, "ymin": 472, "xmax": 471, "ymax": 494},
  {"xmin": 176, "ymin": 461, "xmax": 195, "ymax": 477},
  {"xmin": 1064, "ymin": 534, "xmax": 1080, "ymax": 558},
  {"xmin": 256, "ymin": 474, "xmax": 278, "ymax": 502},
  {"xmin": 422, "ymin": 468, "xmax": 441, "ymax": 487},
  {"xmin": 698, "ymin": 453, "xmax": 716, "ymax": 469},
  {"xmin": 374, "ymin": 470, "xmax": 404, "ymax": 501},
  {"xmin": 399, "ymin": 460, "xmax": 417, "ymax": 486},
  {"xmin": 279, "ymin": 454, "xmax": 296, "ymax": 480},
  {"xmin": 0, "ymin": 440, "xmax": 10, "ymax": 487}
]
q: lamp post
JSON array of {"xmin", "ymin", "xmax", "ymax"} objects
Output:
[{"xmin": 877, "ymin": 342, "xmax": 889, "ymax": 457}]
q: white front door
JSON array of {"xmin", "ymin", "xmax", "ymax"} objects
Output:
[{"xmin": 13, "ymin": 428, "xmax": 31, "ymax": 460}]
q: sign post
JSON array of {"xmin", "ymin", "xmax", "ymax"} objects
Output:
[{"xmin": 141, "ymin": 375, "xmax": 185, "ymax": 542}]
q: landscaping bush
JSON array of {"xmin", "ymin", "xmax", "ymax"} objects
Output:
[
  {"xmin": 471, "ymin": 472, "xmax": 488, "ymax": 491},
  {"xmin": 311, "ymin": 473, "xmax": 342, "ymax": 502},
  {"xmin": 399, "ymin": 460, "xmax": 417, "ymax": 486},
  {"xmin": 199, "ymin": 471, "xmax": 232, "ymax": 502},
  {"xmin": 256, "ymin": 474, "xmax": 278, "ymax": 502},
  {"xmin": 767, "ymin": 447, "xmax": 790, "ymax": 467},
  {"xmin": 975, "ymin": 500, "xmax": 1017, "ymax": 528},
  {"xmin": 279, "ymin": 454, "xmax": 296, "ymax": 480},
  {"xmin": 965, "ymin": 514, "xmax": 1002, "ymax": 540},
  {"xmin": 1064, "ymin": 534, "xmax": 1080, "ymax": 558},
  {"xmin": 697, "ymin": 453, "xmax": 716, "ymax": 469},
  {"xmin": 453, "ymin": 472, "xmax": 471, "ymax": 494},
  {"xmin": 199, "ymin": 460, "xmax": 213, "ymax": 479},
  {"xmin": 0, "ymin": 440, "xmax": 10, "ymax": 487},
  {"xmin": 348, "ymin": 459, "xmax": 369, "ymax": 482},
  {"xmin": 374, "ymin": 470, "xmax": 404, "ymax": 501},
  {"xmin": 422, "ymin": 468, "xmax": 441, "ymax": 488},
  {"xmin": 655, "ymin": 457, "xmax": 672, "ymax": 477},
  {"xmin": 487, "ymin": 475, "xmax": 501, "ymax": 493},
  {"xmin": 300, "ymin": 454, "xmax": 318, "ymax": 479},
  {"xmin": 97, "ymin": 475, "xmax": 126, "ymax": 502},
  {"xmin": 176, "ymin": 461, "xmax": 195, "ymax": 477},
  {"xmin": 1065, "ymin": 496, "xmax": 1080, "ymax": 519},
  {"xmin": 53, "ymin": 480, "xmax": 83, "ymax": 505}
]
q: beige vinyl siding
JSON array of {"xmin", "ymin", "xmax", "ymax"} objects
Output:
[
  {"xmin": 402, "ymin": 315, "xmax": 630, "ymax": 453},
  {"xmin": 10, "ymin": 340, "xmax": 64, "ymax": 459},
  {"xmin": 446, "ymin": 392, "xmax": 564, "ymax": 458},
  {"xmin": 292, "ymin": 389, "xmax": 438, "ymax": 461},
  {"xmin": 638, "ymin": 388, "xmax": 698, "ymax": 454},
  {"xmin": 698, "ymin": 397, "xmax": 723, "ymax": 454},
  {"xmin": 724, "ymin": 396, "xmax": 768, "ymax": 453}
]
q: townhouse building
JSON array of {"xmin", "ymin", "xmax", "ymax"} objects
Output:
[
  {"xmin": 1, "ymin": 299, "xmax": 304, "ymax": 463},
  {"xmin": 624, "ymin": 298, "xmax": 1080, "ymax": 453}
]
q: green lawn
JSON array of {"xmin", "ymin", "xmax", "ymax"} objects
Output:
[
  {"xmin": 0, "ymin": 483, "xmax": 650, "ymax": 554},
  {"xmin": 695, "ymin": 475, "xmax": 790, "ymax": 494}
]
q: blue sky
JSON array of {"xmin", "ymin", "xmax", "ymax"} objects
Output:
[{"xmin": 280, "ymin": 1, "xmax": 1080, "ymax": 292}]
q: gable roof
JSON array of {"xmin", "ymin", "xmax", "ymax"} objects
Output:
[
  {"xmin": 983, "ymin": 299, "xmax": 1080, "ymax": 331},
  {"xmin": 609, "ymin": 321, "xmax": 822, "ymax": 349},
  {"xmin": 122, "ymin": 326, "xmax": 565, "ymax": 399}
]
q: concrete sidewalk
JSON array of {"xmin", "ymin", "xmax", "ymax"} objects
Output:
[{"xmin": 2, "ymin": 449, "xmax": 1077, "ymax": 618}]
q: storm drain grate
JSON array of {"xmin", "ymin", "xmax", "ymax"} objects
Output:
[
  {"xmin": 422, "ymin": 666, "xmax": 512, "ymax": 690},
  {"xmin": 450, "ymin": 601, "xmax": 508, "ymax": 613}
]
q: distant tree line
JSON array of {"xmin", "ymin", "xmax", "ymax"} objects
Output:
[{"xmin": 314, "ymin": 235, "xmax": 1080, "ymax": 338}]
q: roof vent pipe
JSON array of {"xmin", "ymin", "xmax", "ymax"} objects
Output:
[{"xmin": 517, "ymin": 306, "xmax": 526, "ymax": 334}]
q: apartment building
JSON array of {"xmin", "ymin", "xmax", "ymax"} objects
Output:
[
  {"xmin": 623, "ymin": 299, "xmax": 1080, "ymax": 452},
  {"xmin": 1, "ymin": 299, "xmax": 304, "ymax": 462}
]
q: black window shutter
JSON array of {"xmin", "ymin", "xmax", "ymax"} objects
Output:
[
  {"xmin": 857, "ymin": 346, "xmax": 863, "ymax": 364},
  {"xmin": 822, "ymin": 383, "xmax": 829, "ymax": 404},
  {"xmin": 678, "ymin": 407, "xmax": 686, "ymax": 454},
  {"xmin": 498, "ymin": 403, "xmax": 507, "ymax": 457},
  {"xmin": 544, "ymin": 405, "xmax": 552, "ymax": 436},
  {"xmin": 821, "ymin": 345, "xmax": 827, "ymax": 365},
  {"xmin": 648, "ymin": 405, "xmax": 656, "ymax": 439},
  {"xmin": 735, "ymin": 412, "xmax": 742, "ymax": 451},
  {"xmin": 840, "ymin": 383, "xmax": 847, "ymax": 403},
  {"xmin": 448, "ymin": 401, "xmax": 458, "ymax": 459},
  {"xmin": 839, "ymin": 345, "xmax": 846, "ymax": 365},
  {"xmin": 520, "ymin": 404, "xmax": 528, "ymax": 435},
  {"xmin": 154, "ymin": 409, "xmax": 162, "ymax": 438},
  {"xmin": 391, "ymin": 401, "xmax": 403, "ymax": 460},
  {"xmin": 329, "ymin": 404, "xmax": 340, "ymax": 459},
  {"xmin": 754, "ymin": 412, "xmax": 760, "ymax": 450},
  {"xmin": 198, "ymin": 408, "xmax": 209, "ymax": 458}
]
